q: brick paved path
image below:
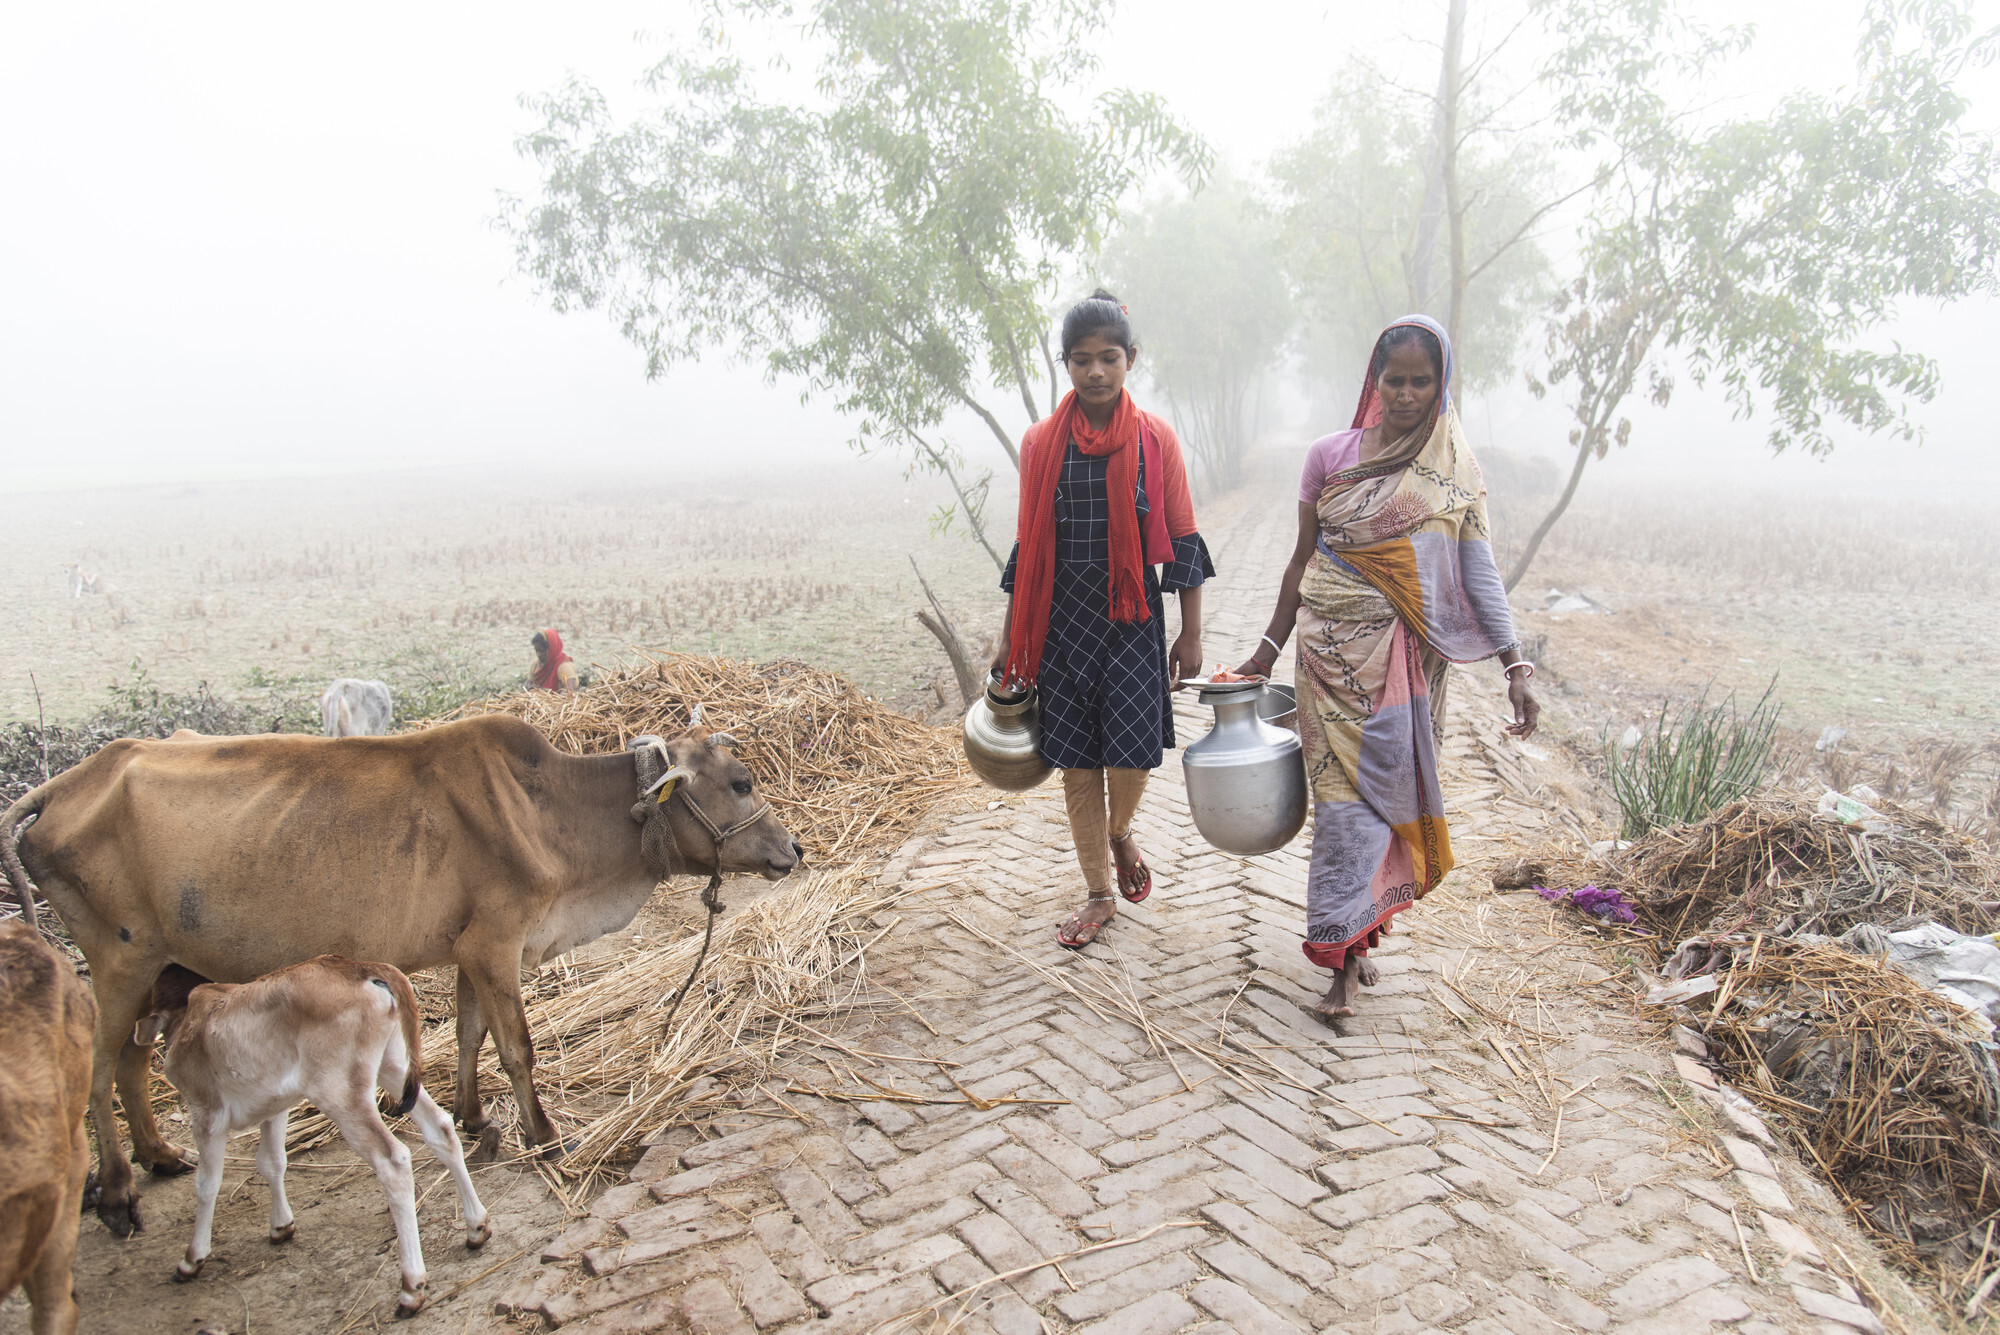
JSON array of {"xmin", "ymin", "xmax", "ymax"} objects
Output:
[{"xmin": 499, "ymin": 466, "xmax": 1921, "ymax": 1335}]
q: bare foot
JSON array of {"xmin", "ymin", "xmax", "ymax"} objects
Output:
[
  {"xmin": 1302, "ymin": 955, "xmax": 1370, "ymax": 1023},
  {"xmin": 1058, "ymin": 895, "xmax": 1117, "ymax": 949},
  {"xmin": 1355, "ymin": 956, "xmax": 1379, "ymax": 987}
]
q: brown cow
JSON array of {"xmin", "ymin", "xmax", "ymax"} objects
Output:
[
  {"xmin": 0, "ymin": 919, "xmax": 95, "ymax": 1335},
  {"xmin": 2, "ymin": 716, "xmax": 799, "ymax": 1236},
  {"xmin": 141, "ymin": 959, "xmax": 489, "ymax": 1318}
]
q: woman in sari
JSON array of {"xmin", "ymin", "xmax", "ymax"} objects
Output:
[
  {"xmin": 992, "ymin": 291, "xmax": 1215, "ymax": 950},
  {"xmin": 1237, "ymin": 316, "xmax": 1538, "ymax": 1018},
  {"xmin": 529, "ymin": 628, "xmax": 578, "ymax": 692}
]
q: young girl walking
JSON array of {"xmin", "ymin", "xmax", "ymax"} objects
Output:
[{"xmin": 991, "ymin": 291, "xmax": 1214, "ymax": 949}]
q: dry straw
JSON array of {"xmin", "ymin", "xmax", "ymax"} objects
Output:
[
  {"xmin": 423, "ymin": 650, "xmax": 972, "ymax": 865},
  {"xmin": 1694, "ymin": 935, "xmax": 2000, "ymax": 1291},
  {"xmin": 1547, "ymin": 793, "xmax": 1998, "ymax": 942},
  {"xmin": 284, "ymin": 865, "xmax": 908, "ymax": 1191},
  {"xmin": 1528, "ymin": 793, "xmax": 2000, "ymax": 1299}
]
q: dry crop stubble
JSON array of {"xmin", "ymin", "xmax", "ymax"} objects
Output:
[{"xmin": 0, "ymin": 462, "xmax": 1007, "ymax": 724}]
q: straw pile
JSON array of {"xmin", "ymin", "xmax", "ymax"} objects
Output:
[
  {"xmin": 1684, "ymin": 934, "xmax": 2000, "ymax": 1275},
  {"xmin": 424, "ymin": 651, "xmax": 972, "ymax": 865},
  {"xmin": 1532, "ymin": 793, "xmax": 1998, "ymax": 941},
  {"xmin": 282, "ymin": 866, "xmax": 907, "ymax": 1193},
  {"xmin": 1522, "ymin": 793, "xmax": 2000, "ymax": 1289}
]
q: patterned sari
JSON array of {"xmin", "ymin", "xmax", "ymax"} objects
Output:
[{"xmin": 1296, "ymin": 316, "xmax": 1516, "ymax": 969}]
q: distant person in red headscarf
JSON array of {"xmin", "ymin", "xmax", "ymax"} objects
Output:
[{"xmin": 529, "ymin": 629, "xmax": 578, "ymax": 691}]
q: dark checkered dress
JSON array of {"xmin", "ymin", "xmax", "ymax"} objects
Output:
[{"xmin": 1002, "ymin": 440, "xmax": 1215, "ymax": 771}]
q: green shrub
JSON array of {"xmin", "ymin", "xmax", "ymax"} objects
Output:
[{"xmin": 1605, "ymin": 678, "xmax": 1783, "ymax": 839}]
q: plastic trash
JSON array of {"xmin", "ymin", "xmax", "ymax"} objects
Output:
[
  {"xmin": 1854, "ymin": 922, "xmax": 2000, "ymax": 1036},
  {"xmin": 1816, "ymin": 787, "xmax": 1892, "ymax": 835},
  {"xmin": 1814, "ymin": 725, "xmax": 1847, "ymax": 752}
]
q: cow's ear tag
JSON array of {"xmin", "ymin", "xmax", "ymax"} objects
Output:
[{"xmin": 655, "ymin": 779, "xmax": 677, "ymax": 805}]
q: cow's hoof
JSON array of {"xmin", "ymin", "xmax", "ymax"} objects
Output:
[
  {"xmin": 533, "ymin": 1138, "xmax": 571, "ymax": 1162},
  {"xmin": 465, "ymin": 1218, "xmax": 492, "ymax": 1250},
  {"xmin": 269, "ymin": 1223, "xmax": 295, "ymax": 1245},
  {"xmin": 395, "ymin": 1286, "xmax": 427, "ymax": 1318},
  {"xmin": 468, "ymin": 1124, "xmax": 502, "ymax": 1165},
  {"xmin": 174, "ymin": 1259, "xmax": 203, "ymax": 1283},
  {"xmin": 96, "ymin": 1198, "xmax": 142, "ymax": 1238},
  {"xmin": 147, "ymin": 1150, "xmax": 196, "ymax": 1178},
  {"xmin": 80, "ymin": 1170, "xmax": 99, "ymax": 1214}
]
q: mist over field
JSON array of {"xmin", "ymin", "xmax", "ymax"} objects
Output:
[{"xmin": 2, "ymin": 0, "xmax": 1995, "ymax": 780}]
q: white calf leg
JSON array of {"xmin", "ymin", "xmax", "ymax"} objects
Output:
[
  {"xmin": 177, "ymin": 1115, "xmax": 229, "ymax": 1281},
  {"xmin": 407, "ymin": 1087, "xmax": 490, "ymax": 1247},
  {"xmin": 333, "ymin": 1107, "xmax": 426, "ymax": 1316},
  {"xmin": 258, "ymin": 1110, "xmax": 296, "ymax": 1243}
]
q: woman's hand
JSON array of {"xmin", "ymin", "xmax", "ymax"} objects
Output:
[
  {"xmin": 1168, "ymin": 631, "xmax": 1202, "ymax": 689},
  {"xmin": 1232, "ymin": 656, "xmax": 1273, "ymax": 679},
  {"xmin": 988, "ymin": 642, "xmax": 1010, "ymax": 685},
  {"xmin": 1505, "ymin": 676, "xmax": 1540, "ymax": 739}
]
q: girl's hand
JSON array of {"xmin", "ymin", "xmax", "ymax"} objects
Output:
[
  {"xmin": 988, "ymin": 643, "xmax": 1010, "ymax": 684},
  {"xmin": 1504, "ymin": 676, "xmax": 1540, "ymax": 739},
  {"xmin": 1232, "ymin": 656, "xmax": 1273, "ymax": 679},
  {"xmin": 1168, "ymin": 632, "xmax": 1202, "ymax": 689}
]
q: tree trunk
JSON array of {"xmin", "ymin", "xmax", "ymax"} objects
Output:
[
  {"xmin": 909, "ymin": 557, "xmax": 986, "ymax": 708},
  {"xmin": 1503, "ymin": 423, "xmax": 1597, "ymax": 591},
  {"xmin": 1413, "ymin": 0, "xmax": 1468, "ymax": 312},
  {"xmin": 913, "ymin": 434, "xmax": 1007, "ymax": 572},
  {"xmin": 1441, "ymin": 0, "xmax": 1468, "ymax": 349}
]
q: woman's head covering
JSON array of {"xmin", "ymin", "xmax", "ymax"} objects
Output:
[
  {"xmin": 1352, "ymin": 314, "xmax": 1454, "ymax": 432},
  {"xmin": 529, "ymin": 627, "xmax": 572, "ymax": 690}
]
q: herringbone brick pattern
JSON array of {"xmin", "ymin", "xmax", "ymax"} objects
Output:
[{"xmin": 493, "ymin": 462, "xmax": 1919, "ymax": 1335}]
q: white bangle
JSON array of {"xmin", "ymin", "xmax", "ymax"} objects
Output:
[
  {"xmin": 1260, "ymin": 635, "xmax": 1284, "ymax": 659},
  {"xmin": 1504, "ymin": 661, "xmax": 1534, "ymax": 680}
]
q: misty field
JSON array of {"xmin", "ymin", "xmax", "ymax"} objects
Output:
[
  {"xmin": 3, "ymin": 454, "xmax": 1993, "ymax": 834},
  {"xmin": 0, "ymin": 460, "xmax": 1010, "ymax": 727}
]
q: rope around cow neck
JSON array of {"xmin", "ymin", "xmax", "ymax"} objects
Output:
[{"xmin": 656, "ymin": 785, "xmax": 772, "ymax": 1035}]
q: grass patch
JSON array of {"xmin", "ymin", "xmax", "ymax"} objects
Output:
[{"xmin": 1604, "ymin": 678, "xmax": 1783, "ymax": 839}]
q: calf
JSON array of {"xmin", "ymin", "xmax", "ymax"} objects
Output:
[
  {"xmin": 143, "ymin": 958, "xmax": 490, "ymax": 1318},
  {"xmin": 319, "ymin": 678, "xmax": 394, "ymax": 737},
  {"xmin": 0, "ymin": 919, "xmax": 95, "ymax": 1335}
]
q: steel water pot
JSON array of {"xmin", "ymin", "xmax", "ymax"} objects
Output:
[
  {"xmin": 962, "ymin": 674, "xmax": 1053, "ymax": 791},
  {"xmin": 1181, "ymin": 681, "xmax": 1308, "ymax": 855}
]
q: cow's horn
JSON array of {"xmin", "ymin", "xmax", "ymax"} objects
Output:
[
  {"xmin": 626, "ymin": 734, "xmax": 666, "ymax": 753},
  {"xmin": 689, "ymin": 703, "xmax": 704, "ymax": 727},
  {"xmin": 643, "ymin": 764, "xmax": 696, "ymax": 798},
  {"xmin": 708, "ymin": 732, "xmax": 738, "ymax": 749}
]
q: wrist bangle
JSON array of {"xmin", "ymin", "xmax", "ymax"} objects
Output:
[
  {"xmin": 1260, "ymin": 634, "xmax": 1284, "ymax": 659},
  {"xmin": 1504, "ymin": 661, "xmax": 1534, "ymax": 680}
]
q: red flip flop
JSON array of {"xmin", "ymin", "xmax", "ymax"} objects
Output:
[
  {"xmin": 1113, "ymin": 841, "xmax": 1152, "ymax": 903},
  {"xmin": 1057, "ymin": 898, "xmax": 1116, "ymax": 949}
]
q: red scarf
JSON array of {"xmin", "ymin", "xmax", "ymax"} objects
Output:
[
  {"xmin": 530, "ymin": 628, "xmax": 572, "ymax": 690},
  {"xmin": 1005, "ymin": 390, "xmax": 1149, "ymax": 686}
]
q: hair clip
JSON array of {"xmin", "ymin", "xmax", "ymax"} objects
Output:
[{"xmin": 1120, "ymin": 304, "xmax": 1129, "ymax": 315}]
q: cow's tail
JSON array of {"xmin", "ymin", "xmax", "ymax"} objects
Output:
[
  {"xmin": 1, "ymin": 787, "xmax": 48, "ymax": 933},
  {"xmin": 369, "ymin": 964, "xmax": 424, "ymax": 1117}
]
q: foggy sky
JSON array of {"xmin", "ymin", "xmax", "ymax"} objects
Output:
[{"xmin": 4, "ymin": 0, "xmax": 1997, "ymax": 496}]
